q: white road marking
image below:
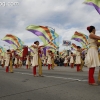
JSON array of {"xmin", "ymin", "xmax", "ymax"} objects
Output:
[
  {"xmin": 0, "ymin": 70, "xmax": 88, "ymax": 82},
  {"xmin": 15, "ymin": 72, "xmax": 88, "ymax": 82},
  {"xmin": 15, "ymin": 72, "xmax": 32, "ymax": 75}
]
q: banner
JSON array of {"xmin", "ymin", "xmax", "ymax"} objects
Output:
[{"xmin": 63, "ymin": 40, "xmax": 71, "ymax": 46}]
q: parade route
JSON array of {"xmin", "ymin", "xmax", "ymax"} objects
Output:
[{"xmin": 0, "ymin": 66, "xmax": 100, "ymax": 100}]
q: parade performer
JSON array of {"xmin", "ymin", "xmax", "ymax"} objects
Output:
[
  {"xmin": 75, "ymin": 46, "xmax": 82, "ymax": 72},
  {"xmin": 32, "ymin": 41, "xmax": 39, "ymax": 76},
  {"xmin": 47, "ymin": 50, "xmax": 52, "ymax": 70},
  {"xmin": 5, "ymin": 50, "xmax": 11, "ymax": 72},
  {"xmin": 18, "ymin": 56, "xmax": 22, "ymax": 68},
  {"xmin": 85, "ymin": 26, "xmax": 100, "ymax": 86},
  {"xmin": 70, "ymin": 52, "xmax": 74, "ymax": 68},
  {"xmin": 26, "ymin": 54, "xmax": 30, "ymax": 69},
  {"xmin": 38, "ymin": 47, "xmax": 43, "ymax": 76},
  {"xmin": 14, "ymin": 54, "xmax": 18, "ymax": 68},
  {"xmin": 64, "ymin": 55, "xmax": 68, "ymax": 67},
  {"xmin": 51, "ymin": 52, "xmax": 55, "ymax": 69}
]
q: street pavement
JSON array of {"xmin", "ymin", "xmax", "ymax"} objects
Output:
[{"xmin": 0, "ymin": 66, "xmax": 100, "ymax": 100}]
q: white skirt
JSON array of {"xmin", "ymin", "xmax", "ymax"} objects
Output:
[
  {"xmin": 32, "ymin": 54, "xmax": 38, "ymax": 66},
  {"xmin": 70, "ymin": 56, "xmax": 74, "ymax": 63},
  {"xmin": 75, "ymin": 56, "xmax": 81, "ymax": 64},
  {"xmin": 85, "ymin": 48, "xmax": 100, "ymax": 68},
  {"xmin": 47, "ymin": 57, "xmax": 52, "ymax": 64},
  {"xmin": 64, "ymin": 59, "xmax": 68, "ymax": 63},
  {"xmin": 5, "ymin": 58, "xmax": 10, "ymax": 66}
]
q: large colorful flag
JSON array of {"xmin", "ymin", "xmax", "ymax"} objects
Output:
[
  {"xmin": 72, "ymin": 37, "xmax": 87, "ymax": 48},
  {"xmin": 72, "ymin": 31, "xmax": 88, "ymax": 45},
  {"xmin": 84, "ymin": 0, "xmax": 100, "ymax": 14},
  {"xmin": 2, "ymin": 34, "xmax": 24, "ymax": 49},
  {"xmin": 40, "ymin": 26, "xmax": 59, "ymax": 41},
  {"xmin": 26, "ymin": 25, "xmax": 59, "ymax": 45},
  {"xmin": 71, "ymin": 31, "xmax": 88, "ymax": 48}
]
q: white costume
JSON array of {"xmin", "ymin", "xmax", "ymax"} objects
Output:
[
  {"xmin": 5, "ymin": 53, "xmax": 10, "ymax": 66},
  {"xmin": 47, "ymin": 53, "xmax": 52, "ymax": 64},
  {"xmin": 75, "ymin": 51, "xmax": 81, "ymax": 64},
  {"xmin": 64, "ymin": 57, "xmax": 68, "ymax": 63},
  {"xmin": 85, "ymin": 33, "xmax": 100, "ymax": 67},
  {"xmin": 1, "ymin": 57, "xmax": 4, "ymax": 65},
  {"xmin": 32, "ymin": 45, "xmax": 38, "ymax": 66},
  {"xmin": 70, "ymin": 56, "xmax": 74, "ymax": 63},
  {"xmin": 26, "ymin": 55, "xmax": 30, "ymax": 65}
]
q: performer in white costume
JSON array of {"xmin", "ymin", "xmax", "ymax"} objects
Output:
[
  {"xmin": 70, "ymin": 52, "xmax": 74, "ymax": 68},
  {"xmin": 18, "ymin": 56, "xmax": 22, "ymax": 68},
  {"xmin": 75, "ymin": 46, "xmax": 82, "ymax": 72},
  {"xmin": 26, "ymin": 54, "xmax": 31, "ymax": 69},
  {"xmin": 5, "ymin": 50, "xmax": 11, "ymax": 72},
  {"xmin": 47, "ymin": 50, "xmax": 52, "ymax": 70},
  {"xmin": 85, "ymin": 26, "xmax": 100, "ymax": 85},
  {"xmin": 32, "ymin": 41, "xmax": 39, "ymax": 76},
  {"xmin": 64, "ymin": 55, "xmax": 68, "ymax": 67}
]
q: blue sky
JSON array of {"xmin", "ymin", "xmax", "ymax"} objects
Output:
[{"xmin": 0, "ymin": 0, "xmax": 100, "ymax": 51}]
